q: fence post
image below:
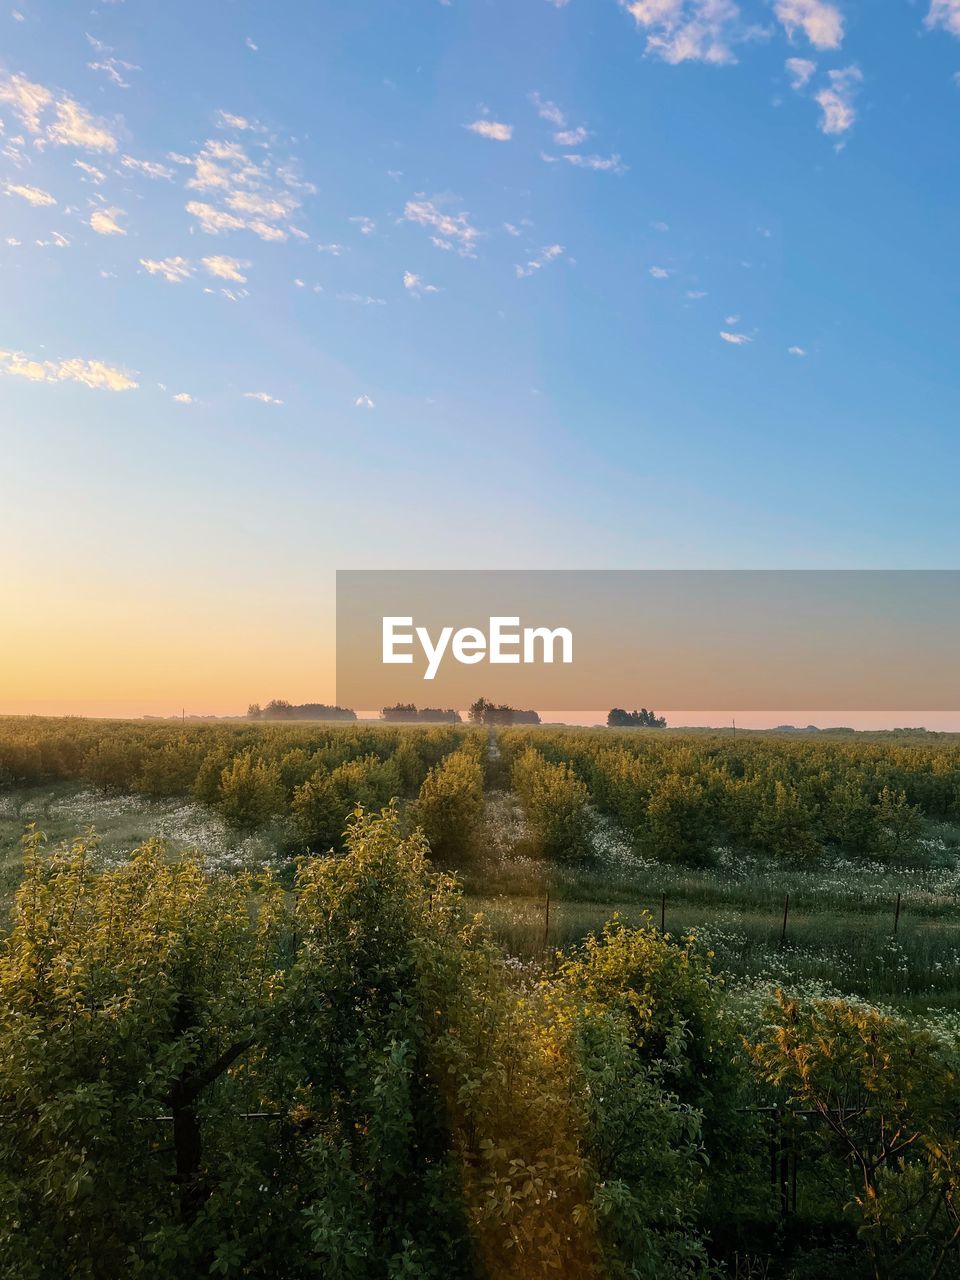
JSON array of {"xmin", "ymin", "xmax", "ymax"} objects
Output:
[
  {"xmin": 894, "ymin": 892, "xmax": 902, "ymax": 934},
  {"xmin": 780, "ymin": 893, "xmax": 790, "ymax": 946},
  {"xmin": 542, "ymin": 887, "xmax": 550, "ymax": 952},
  {"xmin": 660, "ymin": 892, "xmax": 666, "ymax": 934}
]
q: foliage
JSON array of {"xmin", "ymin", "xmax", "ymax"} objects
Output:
[
  {"xmin": 216, "ymin": 751, "xmax": 283, "ymax": 831},
  {"xmin": 749, "ymin": 992, "xmax": 960, "ymax": 1279},
  {"xmin": 512, "ymin": 747, "xmax": 592, "ymax": 862},
  {"xmin": 467, "ymin": 699, "xmax": 540, "ymax": 726},
  {"xmin": 499, "ymin": 725, "xmax": 960, "ymax": 867},
  {"xmin": 412, "ymin": 749, "xmax": 484, "ymax": 863},
  {"xmin": 247, "ymin": 701, "xmax": 357, "ymax": 721},
  {"xmin": 0, "ymin": 825, "xmax": 286, "ymax": 1278},
  {"xmin": 381, "ymin": 704, "xmax": 462, "ymax": 723},
  {"xmin": 607, "ymin": 708, "xmax": 667, "ymax": 728}
]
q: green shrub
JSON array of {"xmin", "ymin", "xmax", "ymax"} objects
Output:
[
  {"xmin": 512, "ymin": 747, "xmax": 591, "ymax": 862},
  {"xmin": 216, "ymin": 751, "xmax": 283, "ymax": 830},
  {"xmin": 413, "ymin": 749, "xmax": 484, "ymax": 862}
]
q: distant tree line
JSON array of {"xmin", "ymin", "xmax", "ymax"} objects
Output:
[
  {"xmin": 468, "ymin": 697, "xmax": 541, "ymax": 726},
  {"xmin": 381, "ymin": 704, "xmax": 462, "ymax": 724},
  {"xmin": 607, "ymin": 708, "xmax": 667, "ymax": 728},
  {"xmin": 247, "ymin": 700, "xmax": 357, "ymax": 722}
]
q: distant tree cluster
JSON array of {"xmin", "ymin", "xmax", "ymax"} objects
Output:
[
  {"xmin": 468, "ymin": 697, "xmax": 541, "ymax": 726},
  {"xmin": 380, "ymin": 704, "xmax": 462, "ymax": 724},
  {"xmin": 247, "ymin": 700, "xmax": 357, "ymax": 722},
  {"xmin": 607, "ymin": 708, "xmax": 667, "ymax": 729}
]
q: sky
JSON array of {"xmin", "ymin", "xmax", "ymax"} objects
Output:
[{"xmin": 2, "ymin": 0, "xmax": 960, "ymax": 719}]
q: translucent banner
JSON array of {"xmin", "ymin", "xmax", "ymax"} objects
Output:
[{"xmin": 335, "ymin": 570, "xmax": 960, "ymax": 712}]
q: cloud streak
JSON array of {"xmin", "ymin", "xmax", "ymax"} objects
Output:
[
  {"xmin": 140, "ymin": 256, "xmax": 193, "ymax": 283},
  {"xmin": 815, "ymin": 65, "xmax": 861, "ymax": 135},
  {"xmin": 786, "ymin": 56, "xmax": 816, "ymax": 89},
  {"xmin": 464, "ymin": 119, "xmax": 513, "ymax": 141},
  {"xmin": 515, "ymin": 243, "xmax": 565, "ymax": 278},
  {"xmin": 775, "ymin": 0, "xmax": 844, "ymax": 50},
  {"xmin": 244, "ymin": 390, "xmax": 283, "ymax": 405},
  {"xmin": 89, "ymin": 206, "xmax": 126, "ymax": 236},
  {"xmin": 0, "ymin": 71, "xmax": 119, "ymax": 152},
  {"xmin": 403, "ymin": 271, "xmax": 440, "ymax": 295},
  {"xmin": 619, "ymin": 0, "xmax": 742, "ymax": 66},
  {"xmin": 927, "ymin": 0, "xmax": 960, "ymax": 35},
  {"xmin": 404, "ymin": 198, "xmax": 481, "ymax": 256},
  {"xmin": 203, "ymin": 255, "xmax": 249, "ymax": 282},
  {"xmin": 0, "ymin": 348, "xmax": 137, "ymax": 390},
  {"xmin": 180, "ymin": 137, "xmax": 309, "ymax": 241},
  {"xmin": 5, "ymin": 182, "xmax": 56, "ymax": 206}
]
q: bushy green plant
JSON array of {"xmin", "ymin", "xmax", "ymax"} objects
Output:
[
  {"xmin": 216, "ymin": 751, "xmax": 283, "ymax": 830},
  {"xmin": 412, "ymin": 749, "xmax": 484, "ymax": 862},
  {"xmin": 512, "ymin": 748, "xmax": 591, "ymax": 862},
  {"xmin": 749, "ymin": 993, "xmax": 960, "ymax": 1280}
]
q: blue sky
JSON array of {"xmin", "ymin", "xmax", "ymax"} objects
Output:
[{"xmin": 3, "ymin": 0, "xmax": 960, "ymax": 710}]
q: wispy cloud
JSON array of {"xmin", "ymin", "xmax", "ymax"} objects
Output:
[
  {"xmin": 140, "ymin": 256, "xmax": 193, "ymax": 283},
  {"xmin": 87, "ymin": 55, "xmax": 140, "ymax": 89},
  {"xmin": 558, "ymin": 151, "xmax": 626, "ymax": 173},
  {"xmin": 788, "ymin": 345, "xmax": 807, "ymax": 356},
  {"xmin": 464, "ymin": 119, "xmax": 513, "ymax": 141},
  {"xmin": 719, "ymin": 330, "xmax": 751, "ymax": 344},
  {"xmin": 0, "ymin": 348, "xmax": 137, "ymax": 389},
  {"xmin": 687, "ymin": 289, "xmax": 708, "ymax": 298},
  {"xmin": 619, "ymin": 0, "xmax": 742, "ymax": 67},
  {"xmin": 350, "ymin": 214, "xmax": 376, "ymax": 235},
  {"xmin": 5, "ymin": 182, "xmax": 55, "ymax": 206},
  {"xmin": 554, "ymin": 126, "xmax": 589, "ymax": 146},
  {"xmin": 244, "ymin": 390, "xmax": 283, "ymax": 405},
  {"xmin": 516, "ymin": 243, "xmax": 565, "ymax": 278},
  {"xmin": 649, "ymin": 265, "xmax": 670, "ymax": 278},
  {"xmin": 216, "ymin": 110, "xmax": 259, "ymax": 131},
  {"xmin": 89, "ymin": 206, "xmax": 126, "ymax": 236},
  {"xmin": 181, "ymin": 137, "xmax": 309, "ymax": 241},
  {"xmin": 338, "ymin": 292, "xmax": 386, "ymax": 305},
  {"xmin": 203, "ymin": 255, "xmax": 249, "ymax": 282},
  {"xmin": 48, "ymin": 99, "xmax": 118, "ymax": 151},
  {"xmin": 0, "ymin": 71, "xmax": 51, "ymax": 132},
  {"xmin": 354, "ymin": 394, "xmax": 375, "ymax": 408},
  {"xmin": 815, "ymin": 65, "xmax": 861, "ymax": 135},
  {"xmin": 122, "ymin": 154, "xmax": 174, "ymax": 180},
  {"xmin": 185, "ymin": 202, "xmax": 245, "ymax": 235},
  {"xmin": 404, "ymin": 198, "xmax": 481, "ymax": 256},
  {"xmin": 529, "ymin": 92, "xmax": 567, "ymax": 127},
  {"xmin": 0, "ymin": 70, "xmax": 118, "ymax": 150},
  {"xmin": 74, "ymin": 159, "xmax": 105, "ymax": 183},
  {"xmin": 775, "ymin": 0, "xmax": 843, "ymax": 50},
  {"xmin": 785, "ymin": 56, "xmax": 816, "ymax": 89},
  {"xmin": 927, "ymin": 0, "xmax": 960, "ymax": 35},
  {"xmin": 403, "ymin": 271, "xmax": 440, "ymax": 295},
  {"xmin": 172, "ymin": 392, "xmax": 194, "ymax": 403}
]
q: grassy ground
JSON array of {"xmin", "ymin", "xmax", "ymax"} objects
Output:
[
  {"xmin": 0, "ymin": 783, "xmax": 280, "ymax": 909},
  {"xmin": 462, "ymin": 792, "xmax": 960, "ymax": 1012},
  {"xmin": 3, "ymin": 782, "xmax": 959, "ymax": 1014}
]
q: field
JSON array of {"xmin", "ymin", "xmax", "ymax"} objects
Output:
[
  {"xmin": 5, "ymin": 772, "xmax": 959, "ymax": 1012},
  {"xmin": 2, "ymin": 715, "xmax": 960, "ymax": 1278}
]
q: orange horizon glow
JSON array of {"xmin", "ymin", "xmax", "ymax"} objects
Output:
[{"xmin": 1, "ymin": 700, "xmax": 959, "ymax": 732}]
